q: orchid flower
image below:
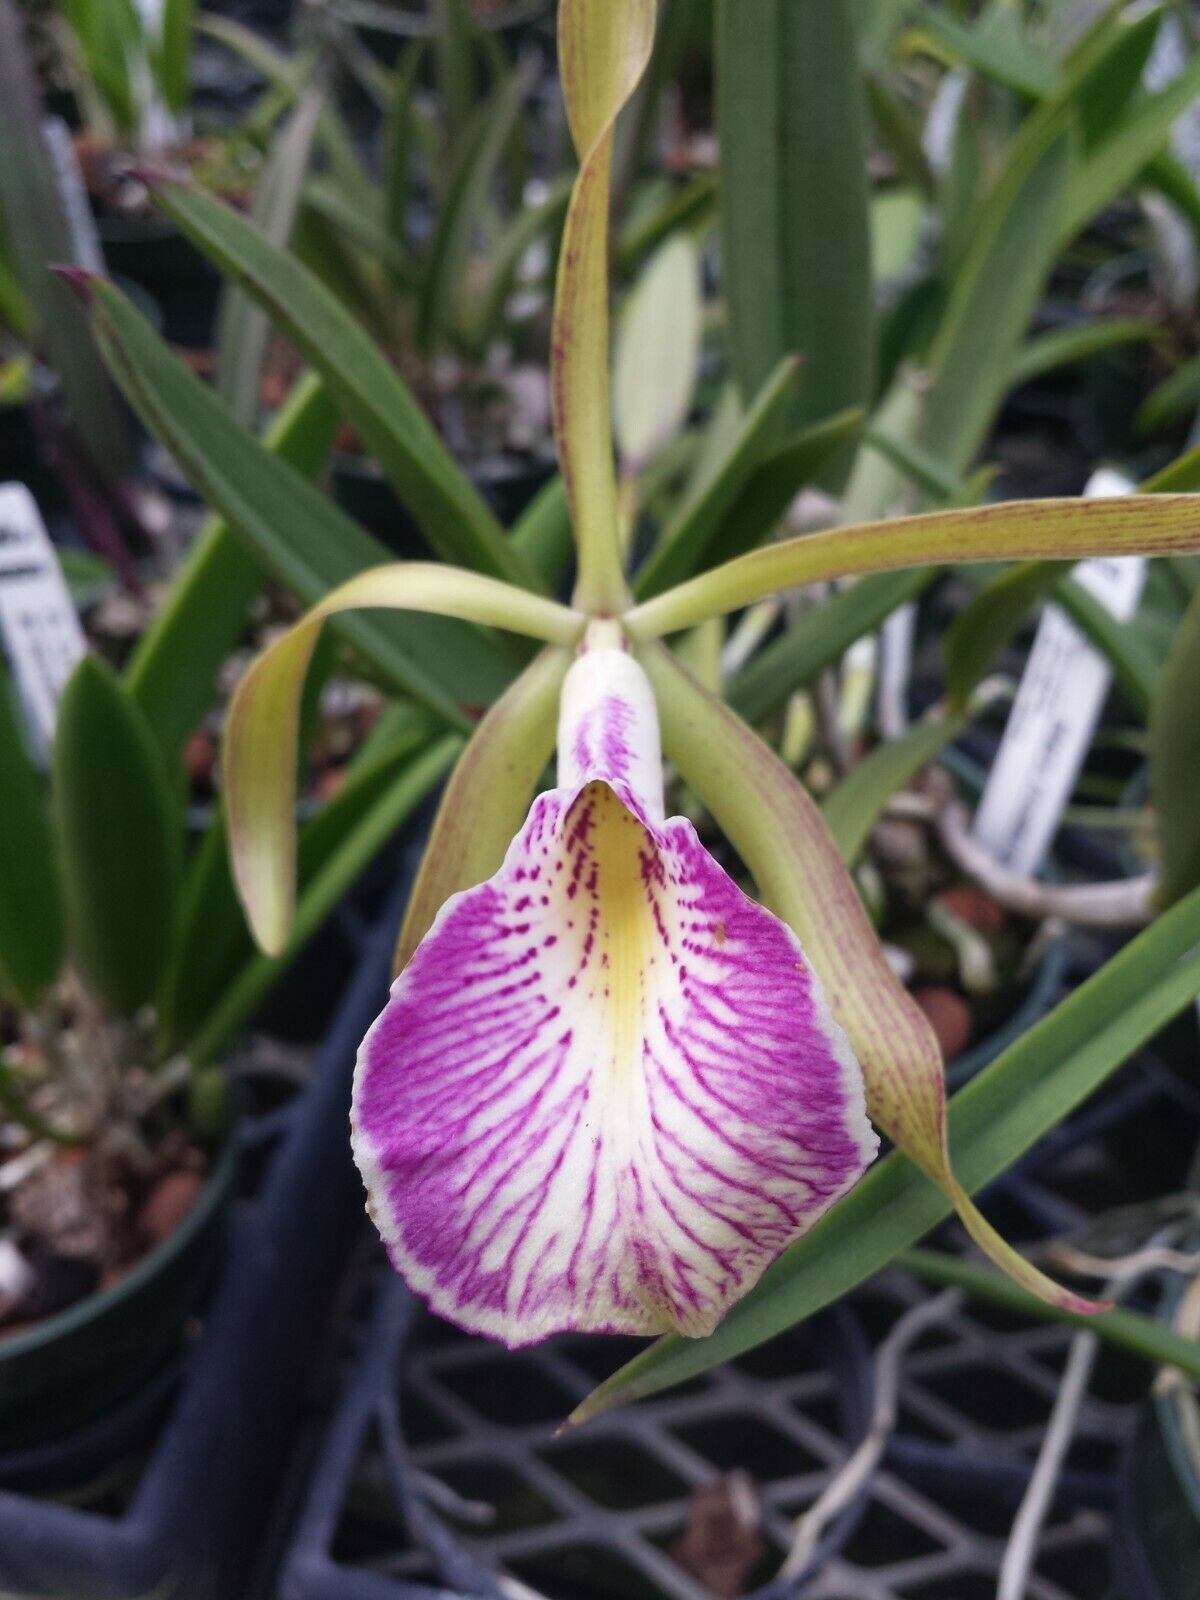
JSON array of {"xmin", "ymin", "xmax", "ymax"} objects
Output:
[
  {"xmin": 221, "ymin": 0, "xmax": 1200, "ymax": 1357},
  {"xmin": 352, "ymin": 622, "xmax": 877, "ymax": 1343}
]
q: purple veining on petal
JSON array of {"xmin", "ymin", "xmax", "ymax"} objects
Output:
[
  {"xmin": 349, "ymin": 649, "xmax": 877, "ymax": 1347},
  {"xmin": 557, "ymin": 645, "xmax": 665, "ymax": 825}
]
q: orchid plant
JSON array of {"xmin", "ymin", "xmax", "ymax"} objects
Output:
[
  {"xmin": 55, "ymin": 0, "xmax": 195, "ymax": 155},
  {"xmin": 58, "ymin": 0, "xmax": 1200, "ymax": 1419},
  {"xmin": 208, "ymin": 0, "xmax": 1200, "ymax": 1354}
]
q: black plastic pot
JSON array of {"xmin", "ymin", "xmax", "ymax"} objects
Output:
[
  {"xmin": 331, "ymin": 451, "xmax": 556, "ymax": 560},
  {"xmin": 97, "ymin": 214, "xmax": 223, "ymax": 349},
  {"xmin": 0, "ymin": 1128, "xmax": 239, "ymax": 1469},
  {"xmin": 1114, "ymin": 1246, "xmax": 1200, "ymax": 1600},
  {"xmin": 0, "ymin": 848, "xmax": 425, "ymax": 1598},
  {"xmin": 279, "ymin": 1262, "xmax": 874, "ymax": 1600},
  {"xmin": 0, "ymin": 397, "xmax": 64, "ymax": 514}
]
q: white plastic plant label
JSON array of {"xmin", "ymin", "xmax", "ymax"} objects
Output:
[
  {"xmin": 0, "ymin": 484, "xmax": 86, "ymax": 758},
  {"xmin": 971, "ymin": 469, "xmax": 1145, "ymax": 877},
  {"xmin": 41, "ymin": 117, "xmax": 104, "ymax": 274},
  {"xmin": 876, "ymin": 601, "xmax": 917, "ymax": 739}
]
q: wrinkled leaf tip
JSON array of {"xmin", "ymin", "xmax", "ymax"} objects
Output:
[
  {"xmin": 566, "ymin": 1382, "xmax": 627, "ymax": 1428},
  {"xmin": 50, "ymin": 265, "xmax": 101, "ymax": 304},
  {"xmin": 233, "ymin": 838, "xmax": 293, "ymax": 958},
  {"xmin": 125, "ymin": 163, "xmax": 181, "ymax": 188},
  {"xmin": 1054, "ymin": 1288, "xmax": 1114, "ymax": 1317},
  {"xmin": 255, "ymin": 916, "xmax": 290, "ymax": 961}
]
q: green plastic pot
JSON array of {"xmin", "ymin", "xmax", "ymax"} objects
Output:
[{"xmin": 0, "ymin": 1126, "xmax": 239, "ymax": 1457}]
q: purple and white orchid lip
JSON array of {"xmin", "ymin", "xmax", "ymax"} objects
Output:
[{"xmin": 351, "ymin": 634, "xmax": 877, "ymax": 1348}]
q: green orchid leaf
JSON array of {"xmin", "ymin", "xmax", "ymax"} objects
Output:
[
  {"xmin": 141, "ymin": 175, "xmax": 540, "ymax": 591},
  {"xmin": 187, "ymin": 736, "xmax": 462, "ymax": 1067},
  {"xmin": 0, "ymin": 4, "xmax": 131, "ymax": 479},
  {"xmin": 864, "ymin": 71, "xmax": 935, "ymax": 197},
  {"xmin": 898, "ymin": 1248, "xmax": 1200, "ymax": 1384},
  {"xmin": 716, "ymin": 0, "xmax": 872, "ymax": 485},
  {"xmin": 634, "ymin": 357, "xmax": 805, "ymax": 599},
  {"xmin": 163, "ymin": 704, "xmax": 441, "ymax": 1056},
  {"xmin": 616, "ymin": 172, "xmax": 718, "ymax": 273},
  {"xmin": 509, "ymin": 475, "xmax": 575, "ymax": 593},
  {"xmin": 905, "ymin": 3, "xmax": 1060, "ymax": 96},
  {"xmin": 198, "ymin": 15, "xmax": 372, "ymax": 198},
  {"xmin": 53, "ymin": 657, "xmax": 181, "ymax": 1020},
  {"xmin": 155, "ymin": 0, "xmax": 194, "ymax": 114},
  {"xmin": 944, "ymin": 561, "xmax": 1065, "ymax": 710},
  {"xmin": 125, "ymin": 373, "xmax": 337, "ymax": 772},
  {"xmin": 419, "ymin": 65, "xmax": 527, "ymax": 353},
  {"xmin": 1150, "ymin": 588, "xmax": 1200, "ymax": 908},
  {"xmin": 923, "ymin": 133, "xmax": 1071, "ymax": 478},
  {"xmin": 823, "ymin": 712, "xmax": 967, "ymax": 865},
  {"xmin": 1137, "ymin": 351, "xmax": 1200, "ymax": 435},
  {"xmin": 728, "ymin": 569, "xmax": 936, "ymax": 726},
  {"xmin": 216, "ymin": 84, "xmax": 324, "ymax": 428},
  {"xmin": 81, "ymin": 275, "xmax": 520, "ymax": 728},
  {"xmin": 1054, "ymin": 575, "xmax": 1159, "ymax": 718},
  {"xmin": 465, "ymin": 175, "xmax": 571, "ymax": 357},
  {"xmin": 701, "ymin": 409, "xmax": 867, "ymax": 572},
  {"xmin": 382, "ymin": 41, "xmax": 427, "ymax": 254},
  {"xmin": 162, "ymin": 707, "xmax": 438, "ymax": 1043},
  {"xmin": 0, "ymin": 667, "xmax": 64, "ymax": 1007},
  {"xmin": 1012, "ymin": 318, "xmax": 1161, "ymax": 389},
  {"xmin": 575, "ymin": 872, "xmax": 1200, "ymax": 1419},
  {"xmin": 1065, "ymin": 47, "xmax": 1200, "ymax": 245}
]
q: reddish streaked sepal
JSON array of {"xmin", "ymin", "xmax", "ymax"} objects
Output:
[
  {"xmin": 351, "ymin": 645, "xmax": 876, "ymax": 1346},
  {"xmin": 642, "ymin": 642, "xmax": 1106, "ymax": 1317}
]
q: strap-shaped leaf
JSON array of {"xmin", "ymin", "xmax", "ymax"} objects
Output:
[
  {"xmin": 634, "ymin": 356, "xmax": 805, "ymax": 599},
  {"xmin": 225, "ymin": 567, "xmax": 582, "ymax": 954},
  {"xmin": 141, "ymin": 175, "xmax": 541, "ymax": 591},
  {"xmin": 1012, "ymin": 318, "xmax": 1161, "ymax": 389},
  {"xmin": 716, "ymin": 0, "xmax": 873, "ymax": 483},
  {"xmin": 625, "ymin": 494, "xmax": 1200, "ymax": 638},
  {"xmin": 553, "ymin": 0, "xmax": 655, "ymax": 611},
  {"xmin": 464, "ymin": 175, "xmax": 572, "ymax": 358},
  {"xmin": 574, "ymin": 876, "xmax": 1200, "ymax": 1418},
  {"xmin": 77, "ymin": 274, "xmax": 517, "ymax": 728},
  {"xmin": 1150, "ymin": 588, "xmax": 1200, "ymax": 909},
  {"xmin": 922, "ymin": 133, "xmax": 1071, "ymax": 479},
  {"xmin": 189, "ymin": 734, "xmax": 462, "ymax": 1067},
  {"xmin": 53, "ymin": 657, "xmax": 181, "ymax": 1019},
  {"xmin": 125, "ymin": 372, "xmax": 337, "ymax": 769},
  {"xmin": 700, "ymin": 409, "xmax": 866, "ymax": 572},
  {"xmin": 418, "ymin": 65, "xmax": 526, "ymax": 353},
  {"xmin": 199, "ymin": 14, "xmax": 371, "ymax": 200},
  {"xmin": 216, "ymin": 83, "xmax": 324, "ymax": 427},
  {"xmin": 160, "ymin": 703, "xmax": 436, "ymax": 1054},
  {"xmin": 728, "ymin": 569, "xmax": 936, "ymax": 725},
  {"xmin": 155, "ymin": 0, "xmax": 194, "ymax": 114},
  {"xmin": 822, "ymin": 712, "xmax": 967, "ymax": 865},
  {"xmin": 641, "ymin": 644, "xmax": 1096, "ymax": 1314},
  {"xmin": 0, "ymin": 667, "xmax": 63, "ymax": 1007},
  {"xmin": 0, "ymin": 2, "xmax": 131, "ymax": 479},
  {"xmin": 943, "ymin": 561, "xmax": 1064, "ymax": 711},
  {"xmin": 393, "ymin": 645, "xmax": 571, "ymax": 976},
  {"xmin": 904, "ymin": 3, "xmax": 1059, "ymax": 96}
]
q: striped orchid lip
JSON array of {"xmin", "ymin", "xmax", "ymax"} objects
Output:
[{"xmin": 351, "ymin": 632, "xmax": 878, "ymax": 1348}]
